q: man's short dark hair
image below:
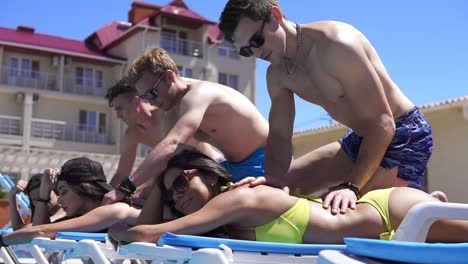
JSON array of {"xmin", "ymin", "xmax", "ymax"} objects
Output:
[
  {"xmin": 105, "ymin": 77, "xmax": 138, "ymax": 107},
  {"xmin": 219, "ymin": 0, "xmax": 278, "ymax": 43}
]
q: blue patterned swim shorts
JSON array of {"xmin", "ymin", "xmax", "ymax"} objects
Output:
[{"xmin": 338, "ymin": 107, "xmax": 433, "ymax": 189}]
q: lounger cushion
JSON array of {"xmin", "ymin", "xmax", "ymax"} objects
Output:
[
  {"xmin": 345, "ymin": 237, "xmax": 468, "ymax": 264},
  {"xmin": 157, "ymin": 232, "xmax": 345, "ymax": 254}
]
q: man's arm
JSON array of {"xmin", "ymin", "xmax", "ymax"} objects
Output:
[
  {"xmin": 103, "ymin": 90, "xmax": 210, "ymax": 204},
  {"xmin": 263, "ymin": 70, "xmax": 296, "ymax": 186},
  {"xmin": 324, "ymin": 37, "xmax": 395, "ymax": 189},
  {"xmin": 109, "ymin": 129, "xmax": 138, "ymax": 187}
]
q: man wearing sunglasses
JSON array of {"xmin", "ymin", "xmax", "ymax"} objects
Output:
[
  {"xmin": 104, "ymin": 78, "xmax": 223, "ymax": 205},
  {"xmin": 102, "ymin": 48, "xmax": 270, "ymax": 222},
  {"xmin": 219, "ymin": 0, "xmax": 435, "ymax": 215}
]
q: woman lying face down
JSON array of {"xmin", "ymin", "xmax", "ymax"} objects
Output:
[
  {"xmin": 110, "ymin": 150, "xmax": 468, "ymax": 244},
  {"xmin": 0, "ymin": 157, "xmax": 140, "ymax": 246}
]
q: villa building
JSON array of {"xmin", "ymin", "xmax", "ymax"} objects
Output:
[{"xmin": 0, "ymin": 0, "xmax": 256, "ymax": 181}]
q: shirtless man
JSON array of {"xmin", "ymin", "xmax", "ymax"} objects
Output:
[
  {"xmin": 103, "ymin": 48, "xmax": 269, "ymax": 224},
  {"xmin": 219, "ymin": 0, "xmax": 436, "ymax": 214},
  {"xmin": 105, "ymin": 78, "xmax": 223, "ymax": 203}
]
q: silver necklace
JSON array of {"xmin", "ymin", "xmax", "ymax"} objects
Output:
[{"xmin": 284, "ymin": 23, "xmax": 302, "ymax": 77}]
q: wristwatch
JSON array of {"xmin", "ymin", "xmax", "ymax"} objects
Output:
[{"xmin": 116, "ymin": 176, "xmax": 136, "ymax": 197}]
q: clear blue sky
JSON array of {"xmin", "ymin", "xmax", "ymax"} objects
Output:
[{"xmin": 2, "ymin": 0, "xmax": 467, "ymax": 131}]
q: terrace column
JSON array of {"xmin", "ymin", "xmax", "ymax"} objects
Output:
[
  {"xmin": 58, "ymin": 55, "xmax": 65, "ymax": 92},
  {"xmin": 0, "ymin": 46, "xmax": 3, "ymax": 78},
  {"xmin": 21, "ymin": 93, "xmax": 33, "ymax": 152}
]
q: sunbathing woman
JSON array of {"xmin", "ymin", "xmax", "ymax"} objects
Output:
[
  {"xmin": 110, "ymin": 149, "xmax": 468, "ymax": 244},
  {"xmin": 0, "ymin": 157, "xmax": 140, "ymax": 246}
]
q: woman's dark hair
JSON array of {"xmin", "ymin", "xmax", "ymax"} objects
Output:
[
  {"xmin": 62, "ymin": 182, "xmax": 109, "ymax": 203},
  {"xmin": 160, "ymin": 149, "xmax": 233, "ymax": 213}
]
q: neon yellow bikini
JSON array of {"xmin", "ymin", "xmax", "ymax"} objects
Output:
[{"xmin": 253, "ymin": 188, "xmax": 395, "ymax": 243}]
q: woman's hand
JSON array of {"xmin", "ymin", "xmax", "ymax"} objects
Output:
[
  {"xmin": 39, "ymin": 168, "xmax": 59, "ymax": 200},
  {"xmin": 8, "ymin": 180, "xmax": 27, "ymax": 198}
]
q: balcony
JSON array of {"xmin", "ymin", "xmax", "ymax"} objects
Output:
[
  {"xmin": 32, "ymin": 119, "xmax": 112, "ymax": 145},
  {"xmin": 0, "ymin": 67, "xmax": 58, "ymax": 91},
  {"xmin": 161, "ymin": 33, "xmax": 203, "ymax": 58},
  {"xmin": 63, "ymin": 75, "xmax": 107, "ymax": 97},
  {"xmin": 0, "ymin": 115, "xmax": 22, "ymax": 136},
  {"xmin": 0, "ymin": 67, "xmax": 107, "ymax": 97},
  {"xmin": 0, "ymin": 115, "xmax": 112, "ymax": 145}
]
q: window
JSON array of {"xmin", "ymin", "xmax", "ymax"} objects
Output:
[
  {"xmin": 218, "ymin": 40, "xmax": 240, "ymax": 60},
  {"xmin": 9, "ymin": 58, "xmax": 40, "ymax": 79},
  {"xmin": 75, "ymin": 67, "xmax": 103, "ymax": 88},
  {"xmin": 161, "ymin": 28, "xmax": 177, "ymax": 54},
  {"xmin": 8, "ymin": 58, "xmax": 18, "ymax": 77},
  {"xmin": 79, "ymin": 110, "xmax": 106, "ymax": 133},
  {"xmin": 76, "ymin": 67, "xmax": 84, "ymax": 85},
  {"xmin": 177, "ymin": 66, "xmax": 193, "ymax": 78},
  {"xmin": 218, "ymin": 72, "xmax": 239, "ymax": 90},
  {"xmin": 95, "ymin": 70, "xmax": 103, "ymax": 88}
]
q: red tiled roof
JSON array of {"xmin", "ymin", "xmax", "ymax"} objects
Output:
[
  {"xmin": 0, "ymin": 26, "xmax": 121, "ymax": 61},
  {"xmin": 159, "ymin": 0, "xmax": 215, "ymax": 25},
  {"xmin": 95, "ymin": 21, "xmax": 132, "ymax": 48},
  {"xmin": 293, "ymin": 95, "xmax": 468, "ymax": 136},
  {"xmin": 208, "ymin": 24, "xmax": 224, "ymax": 43}
]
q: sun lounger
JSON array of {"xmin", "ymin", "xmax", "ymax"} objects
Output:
[
  {"xmin": 117, "ymin": 233, "xmax": 346, "ymax": 264},
  {"xmin": 317, "ymin": 201, "xmax": 468, "ymax": 264},
  {"xmin": 28, "ymin": 232, "xmax": 111, "ymax": 264}
]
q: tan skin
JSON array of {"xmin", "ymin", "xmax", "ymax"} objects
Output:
[
  {"xmin": 103, "ymin": 71, "xmax": 269, "ymax": 224},
  {"xmin": 110, "ymin": 168, "xmax": 468, "ymax": 244},
  {"xmin": 231, "ymin": 7, "xmax": 415, "ymax": 214},
  {"xmin": 1, "ymin": 180, "xmax": 140, "ymax": 246}
]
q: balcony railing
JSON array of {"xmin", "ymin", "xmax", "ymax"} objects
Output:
[
  {"xmin": 0, "ymin": 116, "xmax": 111, "ymax": 145},
  {"xmin": 0, "ymin": 67, "xmax": 107, "ymax": 97},
  {"xmin": 63, "ymin": 76, "xmax": 107, "ymax": 97},
  {"xmin": 0, "ymin": 115, "xmax": 22, "ymax": 136},
  {"xmin": 0, "ymin": 67, "xmax": 58, "ymax": 91},
  {"xmin": 31, "ymin": 119, "xmax": 111, "ymax": 145},
  {"xmin": 161, "ymin": 33, "xmax": 203, "ymax": 58}
]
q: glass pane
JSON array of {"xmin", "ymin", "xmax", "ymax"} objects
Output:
[
  {"xmin": 87, "ymin": 111, "xmax": 97, "ymax": 132},
  {"xmin": 185, "ymin": 68, "xmax": 193, "ymax": 78},
  {"xmin": 31, "ymin": 61, "xmax": 40, "ymax": 79},
  {"xmin": 218, "ymin": 73, "xmax": 227, "ymax": 85},
  {"xmin": 84, "ymin": 68, "xmax": 93, "ymax": 87},
  {"xmin": 79, "ymin": 110, "xmax": 87, "ymax": 131},
  {"xmin": 98, "ymin": 112, "xmax": 106, "ymax": 134},
  {"xmin": 21, "ymin": 59, "xmax": 31, "ymax": 78},
  {"xmin": 95, "ymin": 70, "xmax": 103, "ymax": 88},
  {"xmin": 9, "ymin": 58, "xmax": 18, "ymax": 76},
  {"xmin": 76, "ymin": 67, "xmax": 83, "ymax": 85},
  {"xmin": 229, "ymin": 75, "xmax": 238, "ymax": 89}
]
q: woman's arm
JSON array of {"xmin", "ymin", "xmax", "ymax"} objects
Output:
[
  {"xmin": 111, "ymin": 188, "xmax": 255, "ymax": 243},
  {"xmin": 2, "ymin": 202, "xmax": 140, "ymax": 246},
  {"xmin": 8, "ymin": 180, "xmax": 28, "ymax": 230},
  {"xmin": 32, "ymin": 169, "xmax": 58, "ymax": 225}
]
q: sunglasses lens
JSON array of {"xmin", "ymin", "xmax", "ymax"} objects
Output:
[
  {"xmin": 173, "ymin": 176, "xmax": 188, "ymax": 192},
  {"xmin": 239, "ymin": 47, "xmax": 253, "ymax": 57},
  {"xmin": 250, "ymin": 36, "xmax": 264, "ymax": 48}
]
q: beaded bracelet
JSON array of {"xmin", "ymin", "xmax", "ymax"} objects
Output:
[{"xmin": 329, "ymin": 182, "xmax": 361, "ymax": 199}]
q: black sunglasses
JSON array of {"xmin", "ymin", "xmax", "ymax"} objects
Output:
[
  {"xmin": 239, "ymin": 19, "xmax": 267, "ymax": 57},
  {"xmin": 139, "ymin": 75, "xmax": 163, "ymax": 101},
  {"xmin": 171, "ymin": 173, "xmax": 191, "ymax": 193}
]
